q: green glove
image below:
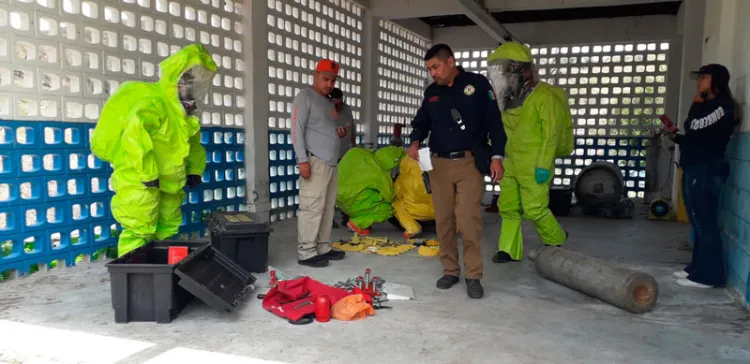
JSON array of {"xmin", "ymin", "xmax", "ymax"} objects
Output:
[{"xmin": 535, "ymin": 168, "xmax": 551, "ymax": 184}]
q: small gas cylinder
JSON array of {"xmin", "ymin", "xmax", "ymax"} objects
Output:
[{"xmin": 314, "ymin": 295, "xmax": 332, "ymax": 323}]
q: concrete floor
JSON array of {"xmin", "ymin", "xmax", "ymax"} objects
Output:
[{"xmin": 1, "ymin": 210, "xmax": 749, "ymax": 364}]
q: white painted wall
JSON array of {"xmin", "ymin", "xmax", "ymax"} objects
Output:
[
  {"xmin": 433, "ymin": 15, "xmax": 677, "ymax": 49},
  {"xmin": 700, "ymin": 0, "xmax": 749, "ymax": 130}
]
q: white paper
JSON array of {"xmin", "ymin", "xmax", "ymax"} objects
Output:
[
  {"xmin": 383, "ymin": 282, "xmax": 415, "ymax": 300},
  {"xmin": 418, "ymin": 147, "xmax": 432, "ymax": 172}
]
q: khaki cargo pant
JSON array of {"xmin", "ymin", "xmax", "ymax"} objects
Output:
[
  {"xmin": 429, "ymin": 152, "xmax": 485, "ymax": 279},
  {"xmin": 297, "ymin": 155, "xmax": 338, "ymax": 260}
]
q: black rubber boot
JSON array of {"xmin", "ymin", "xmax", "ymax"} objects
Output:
[
  {"xmin": 492, "ymin": 251, "xmax": 520, "ymax": 263},
  {"xmin": 546, "ymin": 231, "xmax": 569, "ymax": 247}
]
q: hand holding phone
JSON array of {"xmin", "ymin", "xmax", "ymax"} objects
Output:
[{"xmin": 659, "ymin": 114, "xmax": 678, "ymax": 133}]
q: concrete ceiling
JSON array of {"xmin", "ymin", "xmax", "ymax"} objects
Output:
[
  {"xmin": 368, "ymin": 0, "xmax": 682, "ymax": 20},
  {"xmin": 481, "ymin": 0, "xmax": 681, "ymax": 12}
]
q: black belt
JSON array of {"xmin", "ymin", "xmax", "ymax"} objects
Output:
[{"xmin": 435, "ymin": 150, "xmax": 470, "ymax": 159}]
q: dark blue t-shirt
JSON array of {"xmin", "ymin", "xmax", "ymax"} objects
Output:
[{"xmin": 675, "ymin": 96, "xmax": 736, "ymax": 167}]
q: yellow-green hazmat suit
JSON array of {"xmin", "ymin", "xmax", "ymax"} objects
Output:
[
  {"xmin": 336, "ymin": 146, "xmax": 405, "ymax": 233},
  {"xmin": 487, "ymin": 42, "xmax": 574, "ymax": 261},
  {"xmin": 91, "ymin": 44, "xmax": 218, "ymax": 257}
]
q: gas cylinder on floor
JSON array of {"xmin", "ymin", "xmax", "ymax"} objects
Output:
[{"xmin": 315, "ymin": 295, "xmax": 332, "ymax": 323}]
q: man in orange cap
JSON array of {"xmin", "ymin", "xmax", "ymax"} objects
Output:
[{"xmin": 292, "ymin": 59, "xmax": 349, "ymax": 267}]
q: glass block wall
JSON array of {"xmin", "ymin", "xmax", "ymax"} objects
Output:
[
  {"xmin": 0, "ymin": 0, "xmax": 246, "ymax": 277},
  {"xmin": 376, "ymin": 19, "xmax": 430, "ymax": 147},
  {"xmin": 455, "ymin": 41, "xmax": 671, "ymax": 198},
  {"xmin": 265, "ymin": 0, "xmax": 364, "ymax": 222}
]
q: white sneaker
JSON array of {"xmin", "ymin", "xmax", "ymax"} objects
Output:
[
  {"xmin": 676, "ymin": 278, "xmax": 713, "ymax": 288},
  {"xmin": 672, "ymin": 270, "xmax": 689, "ymax": 279}
]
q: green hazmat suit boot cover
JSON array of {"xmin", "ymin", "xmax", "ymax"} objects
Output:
[
  {"xmin": 336, "ymin": 146, "xmax": 406, "ymax": 230},
  {"xmin": 90, "ymin": 44, "xmax": 218, "ymax": 257},
  {"xmin": 487, "ymin": 42, "xmax": 574, "ymax": 260}
]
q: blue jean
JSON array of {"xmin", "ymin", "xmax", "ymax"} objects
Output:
[{"xmin": 680, "ymin": 160, "xmax": 729, "ymax": 286}]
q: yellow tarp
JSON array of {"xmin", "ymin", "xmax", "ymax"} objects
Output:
[
  {"xmin": 332, "ymin": 235, "xmax": 440, "ymax": 257},
  {"xmin": 333, "ymin": 234, "xmax": 416, "ymax": 256}
]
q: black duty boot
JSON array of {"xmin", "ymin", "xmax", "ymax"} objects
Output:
[
  {"xmin": 298, "ymin": 255, "xmax": 329, "ymax": 268},
  {"xmin": 436, "ymin": 275, "xmax": 460, "ymax": 289},
  {"xmin": 492, "ymin": 251, "xmax": 519, "ymax": 263},
  {"xmin": 322, "ymin": 249, "xmax": 345, "ymax": 261},
  {"xmin": 465, "ymin": 279, "xmax": 484, "ymax": 299}
]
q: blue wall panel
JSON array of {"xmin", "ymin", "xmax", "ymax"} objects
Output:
[
  {"xmin": 0, "ymin": 121, "xmax": 246, "ymax": 276},
  {"xmin": 719, "ymin": 132, "xmax": 750, "ymax": 305}
]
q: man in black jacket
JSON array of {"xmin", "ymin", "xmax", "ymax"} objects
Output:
[{"xmin": 407, "ymin": 44, "xmax": 507, "ymax": 299}]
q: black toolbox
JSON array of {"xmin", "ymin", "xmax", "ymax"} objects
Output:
[
  {"xmin": 106, "ymin": 240, "xmax": 256, "ymax": 324},
  {"xmin": 209, "ymin": 211, "xmax": 273, "ymax": 273}
]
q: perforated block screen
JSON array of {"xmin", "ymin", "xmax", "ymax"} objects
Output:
[
  {"xmin": 0, "ymin": 0, "xmax": 246, "ymax": 277},
  {"xmin": 455, "ymin": 41, "xmax": 671, "ymax": 198},
  {"xmin": 266, "ymin": 0, "xmax": 364, "ymax": 222},
  {"xmin": 376, "ymin": 19, "xmax": 429, "ymax": 147}
]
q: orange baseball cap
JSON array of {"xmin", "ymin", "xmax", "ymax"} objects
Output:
[{"xmin": 316, "ymin": 59, "xmax": 340, "ymax": 75}]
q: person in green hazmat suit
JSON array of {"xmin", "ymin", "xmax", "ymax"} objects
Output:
[
  {"xmin": 336, "ymin": 146, "xmax": 406, "ymax": 236},
  {"xmin": 486, "ymin": 41, "xmax": 574, "ymax": 263},
  {"xmin": 90, "ymin": 44, "xmax": 218, "ymax": 257}
]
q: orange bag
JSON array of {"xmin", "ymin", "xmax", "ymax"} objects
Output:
[{"xmin": 331, "ymin": 294, "xmax": 376, "ymax": 321}]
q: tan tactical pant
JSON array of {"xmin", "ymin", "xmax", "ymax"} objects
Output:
[
  {"xmin": 429, "ymin": 152, "xmax": 485, "ymax": 279},
  {"xmin": 297, "ymin": 156, "xmax": 338, "ymax": 260}
]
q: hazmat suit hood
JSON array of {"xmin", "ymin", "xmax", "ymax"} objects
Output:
[
  {"xmin": 374, "ymin": 146, "xmax": 407, "ymax": 171},
  {"xmin": 158, "ymin": 44, "xmax": 218, "ymax": 115},
  {"xmin": 487, "ymin": 41, "xmax": 539, "ymax": 111},
  {"xmin": 91, "ymin": 44, "xmax": 217, "ymax": 165}
]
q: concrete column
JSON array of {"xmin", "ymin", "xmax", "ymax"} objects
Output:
[
  {"xmin": 703, "ymin": 0, "xmax": 738, "ymax": 69},
  {"xmin": 669, "ymin": 0, "xmax": 706, "ymax": 209},
  {"xmin": 243, "ymin": 0, "xmax": 271, "ymax": 221},
  {"xmin": 361, "ymin": 9, "xmax": 380, "ymax": 145}
]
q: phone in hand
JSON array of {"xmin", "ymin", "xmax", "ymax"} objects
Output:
[{"xmin": 659, "ymin": 114, "xmax": 678, "ymax": 133}]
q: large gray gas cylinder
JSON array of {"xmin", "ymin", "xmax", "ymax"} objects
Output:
[{"xmin": 529, "ymin": 246, "xmax": 659, "ymax": 314}]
